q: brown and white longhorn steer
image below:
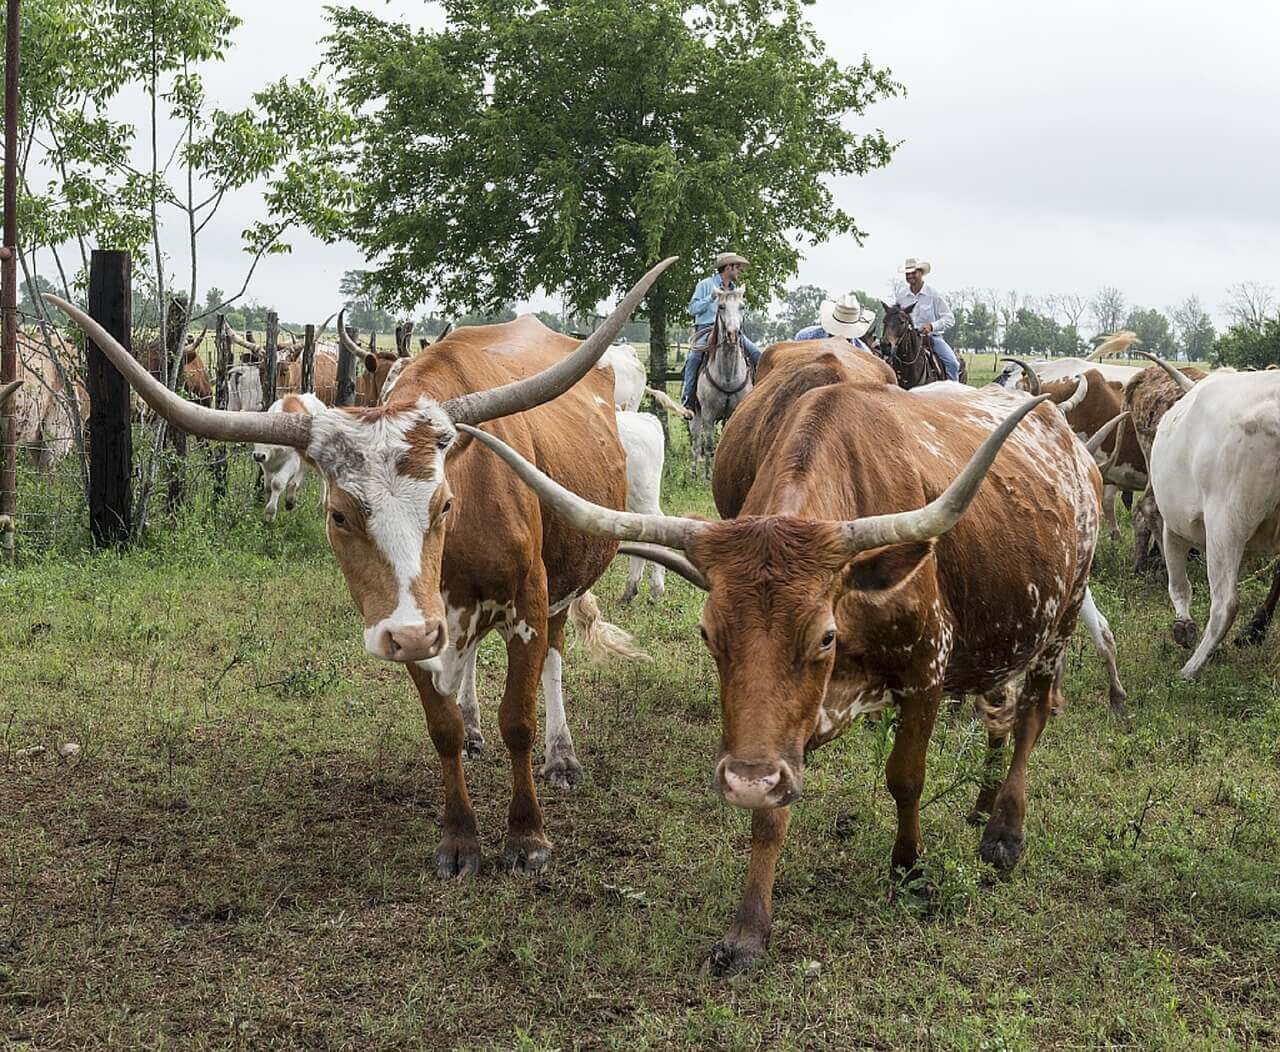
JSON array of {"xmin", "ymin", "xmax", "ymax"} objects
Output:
[
  {"xmin": 462, "ymin": 380, "xmax": 1102, "ymax": 976},
  {"xmin": 47, "ymin": 258, "xmax": 672, "ymax": 878}
]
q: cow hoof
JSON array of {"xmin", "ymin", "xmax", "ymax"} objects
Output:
[
  {"xmin": 1109, "ymin": 692, "xmax": 1127, "ymax": 718},
  {"xmin": 620, "ymin": 582, "xmax": 638, "ymax": 604},
  {"xmin": 435, "ymin": 835, "xmax": 482, "ymax": 880},
  {"xmin": 463, "ymin": 735, "xmax": 486, "ymax": 760},
  {"xmin": 703, "ymin": 937, "xmax": 765, "ymax": 979},
  {"xmin": 540, "ymin": 754, "xmax": 584, "ymax": 789},
  {"xmin": 500, "ymin": 836, "xmax": 551, "ymax": 875},
  {"xmin": 649, "ymin": 584, "xmax": 665, "ymax": 602},
  {"xmin": 979, "ymin": 828, "xmax": 1025, "ymax": 871},
  {"xmin": 1172, "ymin": 618, "xmax": 1199, "ymax": 649},
  {"xmin": 1234, "ymin": 619, "xmax": 1268, "ymax": 648},
  {"xmin": 284, "ymin": 498, "xmax": 296, "ymax": 511}
]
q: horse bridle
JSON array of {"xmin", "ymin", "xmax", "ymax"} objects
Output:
[{"xmin": 701, "ymin": 314, "xmax": 750, "ymax": 397}]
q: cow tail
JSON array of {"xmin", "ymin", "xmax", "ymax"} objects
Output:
[
  {"xmin": 973, "ymin": 683, "xmax": 1019, "ymax": 738},
  {"xmin": 645, "ymin": 387, "xmax": 693, "ymax": 420},
  {"xmin": 568, "ymin": 591, "xmax": 651, "ymax": 662}
]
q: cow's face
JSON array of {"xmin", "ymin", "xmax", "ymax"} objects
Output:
[
  {"xmin": 307, "ymin": 397, "xmax": 459, "ymax": 663},
  {"xmin": 689, "ymin": 518, "xmax": 933, "ymax": 810}
]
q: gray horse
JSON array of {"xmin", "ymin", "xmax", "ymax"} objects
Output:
[{"xmin": 690, "ymin": 285, "xmax": 751, "ymax": 478}]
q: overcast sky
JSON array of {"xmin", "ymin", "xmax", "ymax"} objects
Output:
[{"xmin": 94, "ymin": 0, "xmax": 1280, "ymax": 329}]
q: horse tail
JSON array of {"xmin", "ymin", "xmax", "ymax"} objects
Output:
[
  {"xmin": 568, "ymin": 590, "xmax": 652, "ymax": 662},
  {"xmin": 645, "ymin": 386, "xmax": 693, "ymax": 419}
]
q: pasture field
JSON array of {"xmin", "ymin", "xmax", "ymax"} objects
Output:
[{"xmin": 3, "ymin": 372, "xmax": 1279, "ymax": 1050}]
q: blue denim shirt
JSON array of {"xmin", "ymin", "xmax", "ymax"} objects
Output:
[
  {"xmin": 793, "ymin": 324, "xmax": 869, "ymax": 352},
  {"xmin": 687, "ymin": 273, "xmax": 737, "ymax": 327}
]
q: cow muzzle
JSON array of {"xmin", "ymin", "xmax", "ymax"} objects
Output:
[
  {"xmin": 715, "ymin": 757, "xmax": 801, "ymax": 809},
  {"xmin": 365, "ymin": 619, "xmax": 447, "ymax": 663}
]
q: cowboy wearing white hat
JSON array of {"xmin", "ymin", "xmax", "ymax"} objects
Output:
[
  {"xmin": 895, "ymin": 257, "xmax": 960, "ymax": 381},
  {"xmin": 794, "ymin": 292, "xmax": 876, "ymax": 350},
  {"xmin": 682, "ymin": 251, "xmax": 763, "ymax": 408}
]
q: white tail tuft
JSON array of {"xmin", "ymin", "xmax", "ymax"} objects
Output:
[
  {"xmin": 973, "ymin": 683, "xmax": 1018, "ymax": 737},
  {"xmin": 1088, "ymin": 331, "xmax": 1140, "ymax": 361},
  {"xmin": 568, "ymin": 591, "xmax": 651, "ymax": 662},
  {"xmin": 645, "ymin": 387, "xmax": 693, "ymax": 419}
]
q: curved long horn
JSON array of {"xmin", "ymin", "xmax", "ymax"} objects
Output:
[
  {"xmin": 442, "ymin": 257, "xmax": 677, "ymax": 425},
  {"xmin": 45, "ymin": 294, "xmax": 312, "ymax": 449},
  {"xmin": 1058, "ymin": 372, "xmax": 1089, "ymax": 414},
  {"xmin": 1002, "ymin": 358, "xmax": 1040, "ymax": 395},
  {"xmin": 618, "ymin": 543, "xmax": 708, "ymax": 591},
  {"xmin": 1137, "ymin": 351, "xmax": 1196, "ymax": 393},
  {"xmin": 456, "ymin": 422, "xmax": 700, "ymax": 549},
  {"xmin": 1084, "ymin": 412, "xmax": 1125, "ymax": 458},
  {"xmin": 841, "ymin": 395, "xmax": 1051, "ymax": 553},
  {"xmin": 337, "ymin": 309, "xmax": 362, "ymax": 358},
  {"xmin": 0, "ymin": 379, "xmax": 22, "ymax": 407}
]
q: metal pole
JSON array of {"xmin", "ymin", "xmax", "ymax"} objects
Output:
[{"xmin": 1, "ymin": 0, "xmax": 22, "ymax": 561}]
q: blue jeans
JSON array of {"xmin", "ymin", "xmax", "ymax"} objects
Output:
[
  {"xmin": 681, "ymin": 327, "xmax": 762, "ymax": 406},
  {"xmin": 930, "ymin": 333, "xmax": 960, "ymax": 382}
]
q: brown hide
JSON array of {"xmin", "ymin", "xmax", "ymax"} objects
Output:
[
  {"xmin": 1042, "ymin": 369, "xmax": 1146, "ymax": 481},
  {"xmin": 136, "ymin": 340, "xmax": 212, "ymax": 405},
  {"xmin": 1124, "ymin": 364, "xmax": 1208, "ymax": 461},
  {"xmin": 358, "ymin": 351, "xmax": 400, "ymax": 406},
  {"xmin": 13, "ymin": 331, "xmax": 87, "ymax": 465},
  {"xmin": 712, "ymin": 340, "xmax": 894, "ymax": 518},
  {"xmin": 384, "ymin": 315, "xmax": 625, "ymax": 625},
  {"xmin": 271, "ymin": 351, "xmax": 339, "ymax": 406}
]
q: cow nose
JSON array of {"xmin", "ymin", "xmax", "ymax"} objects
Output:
[
  {"xmin": 716, "ymin": 758, "xmax": 798, "ymax": 809},
  {"xmin": 373, "ymin": 620, "xmax": 446, "ymax": 663}
]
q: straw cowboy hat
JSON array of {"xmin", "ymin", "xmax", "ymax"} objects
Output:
[
  {"xmin": 903, "ymin": 257, "xmax": 932, "ymax": 276},
  {"xmin": 820, "ymin": 293, "xmax": 875, "ymax": 340},
  {"xmin": 715, "ymin": 251, "xmax": 749, "ymax": 270}
]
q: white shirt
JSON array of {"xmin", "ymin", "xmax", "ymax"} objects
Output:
[{"xmin": 895, "ymin": 282, "xmax": 954, "ymax": 335}]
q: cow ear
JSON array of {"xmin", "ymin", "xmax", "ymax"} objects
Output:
[
  {"xmin": 842, "ymin": 541, "xmax": 934, "ymax": 595},
  {"xmin": 364, "ymin": 353, "xmax": 378, "ymax": 373}
]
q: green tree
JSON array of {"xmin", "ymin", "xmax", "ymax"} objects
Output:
[
  {"xmin": 1002, "ymin": 307, "xmax": 1076, "ymax": 358},
  {"xmin": 311, "ymin": 0, "xmax": 900, "ymax": 386},
  {"xmin": 339, "ymin": 269, "xmax": 395, "ymax": 332},
  {"xmin": 779, "ymin": 284, "xmax": 828, "ymax": 337},
  {"xmin": 1214, "ymin": 320, "xmax": 1280, "ymax": 370},
  {"xmin": 950, "ymin": 302, "xmax": 996, "ymax": 353},
  {"xmin": 1124, "ymin": 308, "xmax": 1174, "ymax": 358},
  {"xmin": 1171, "ymin": 296, "xmax": 1216, "ymax": 362}
]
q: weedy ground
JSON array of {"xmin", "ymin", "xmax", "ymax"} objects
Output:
[{"xmin": 2, "ymin": 366, "xmax": 1277, "ymax": 1050}]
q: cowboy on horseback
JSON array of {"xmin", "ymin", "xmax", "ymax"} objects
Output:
[
  {"xmin": 794, "ymin": 292, "xmax": 876, "ymax": 350},
  {"xmin": 896, "ymin": 257, "xmax": 960, "ymax": 382},
  {"xmin": 681, "ymin": 251, "xmax": 763, "ymax": 409}
]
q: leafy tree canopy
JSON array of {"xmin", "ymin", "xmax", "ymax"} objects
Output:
[{"xmin": 1215, "ymin": 320, "xmax": 1280, "ymax": 370}]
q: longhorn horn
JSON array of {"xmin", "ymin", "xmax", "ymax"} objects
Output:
[
  {"xmin": 840, "ymin": 395, "xmax": 1051, "ymax": 553},
  {"xmin": 337, "ymin": 309, "xmax": 362, "ymax": 358},
  {"xmin": 1084, "ymin": 412, "xmax": 1125, "ymax": 458},
  {"xmin": 441, "ymin": 257, "xmax": 677, "ymax": 425},
  {"xmin": 45, "ymin": 294, "xmax": 313, "ymax": 449},
  {"xmin": 618, "ymin": 543, "xmax": 709, "ymax": 591},
  {"xmin": 455, "ymin": 422, "xmax": 700, "ymax": 550},
  {"xmin": 1058, "ymin": 372, "xmax": 1089, "ymax": 414},
  {"xmin": 1137, "ymin": 351, "xmax": 1196, "ymax": 393},
  {"xmin": 1002, "ymin": 358, "xmax": 1040, "ymax": 396},
  {"xmin": 0, "ymin": 379, "xmax": 22, "ymax": 407}
]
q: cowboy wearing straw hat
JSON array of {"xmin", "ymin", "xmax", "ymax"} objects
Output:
[
  {"xmin": 895, "ymin": 257, "xmax": 960, "ymax": 381},
  {"xmin": 681, "ymin": 251, "xmax": 763, "ymax": 409},
  {"xmin": 794, "ymin": 292, "xmax": 876, "ymax": 351}
]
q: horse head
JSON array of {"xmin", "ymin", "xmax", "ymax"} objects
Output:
[
  {"xmin": 712, "ymin": 285, "xmax": 746, "ymax": 353},
  {"xmin": 878, "ymin": 302, "xmax": 927, "ymax": 389}
]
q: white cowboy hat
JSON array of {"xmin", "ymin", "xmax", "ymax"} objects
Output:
[
  {"xmin": 820, "ymin": 294, "xmax": 875, "ymax": 340},
  {"xmin": 903, "ymin": 257, "xmax": 932, "ymax": 276},
  {"xmin": 715, "ymin": 251, "xmax": 749, "ymax": 270}
]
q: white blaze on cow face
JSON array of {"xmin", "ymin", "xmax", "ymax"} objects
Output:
[{"xmin": 307, "ymin": 396, "xmax": 458, "ymax": 663}]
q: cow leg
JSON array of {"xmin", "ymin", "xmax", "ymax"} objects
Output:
[
  {"xmin": 885, "ymin": 690, "xmax": 942, "ymax": 881},
  {"xmin": 540, "ymin": 612, "xmax": 583, "ymax": 788},
  {"xmin": 967, "ymin": 727, "xmax": 1009, "ymax": 826},
  {"xmin": 458, "ymin": 645, "xmax": 485, "ymax": 758},
  {"xmin": 1165, "ymin": 528, "xmax": 1198, "ymax": 649},
  {"xmin": 1079, "ymin": 587, "xmax": 1126, "ymax": 714},
  {"xmin": 406, "ymin": 664, "xmax": 482, "ymax": 880},
  {"xmin": 648, "ymin": 560, "xmax": 666, "ymax": 601},
  {"xmin": 1102, "ymin": 484, "xmax": 1121, "ymax": 540},
  {"xmin": 497, "ymin": 592, "xmax": 552, "ymax": 874},
  {"xmin": 1181, "ymin": 529, "xmax": 1244, "ymax": 680},
  {"xmin": 1236, "ymin": 562, "xmax": 1280, "ymax": 647},
  {"xmin": 263, "ymin": 474, "xmax": 286, "ymax": 522},
  {"xmin": 979, "ymin": 645, "xmax": 1063, "ymax": 871},
  {"xmin": 621, "ymin": 553, "xmax": 643, "ymax": 603},
  {"xmin": 706, "ymin": 806, "xmax": 791, "ymax": 978}
]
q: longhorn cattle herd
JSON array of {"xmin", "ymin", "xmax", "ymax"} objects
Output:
[{"xmin": 27, "ymin": 272, "xmax": 1280, "ymax": 977}]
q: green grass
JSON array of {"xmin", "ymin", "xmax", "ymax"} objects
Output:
[{"xmin": 2, "ymin": 401, "xmax": 1279, "ymax": 1050}]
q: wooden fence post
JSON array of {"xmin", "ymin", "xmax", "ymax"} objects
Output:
[
  {"xmin": 337, "ymin": 324, "xmax": 357, "ymax": 407},
  {"xmin": 86, "ymin": 249, "xmax": 133, "ymax": 547},
  {"xmin": 263, "ymin": 310, "xmax": 278, "ymax": 408},
  {"xmin": 212, "ymin": 312, "xmax": 230, "ymax": 500},
  {"xmin": 301, "ymin": 323, "xmax": 315, "ymax": 394}
]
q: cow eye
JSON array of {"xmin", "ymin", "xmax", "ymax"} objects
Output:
[
  {"xmin": 820, "ymin": 628, "xmax": 837, "ymax": 650},
  {"xmin": 441, "ymin": 498, "xmax": 453, "ymax": 517},
  {"xmin": 330, "ymin": 509, "xmax": 348, "ymax": 529}
]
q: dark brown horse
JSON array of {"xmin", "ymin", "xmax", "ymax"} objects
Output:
[{"xmin": 878, "ymin": 302, "xmax": 967, "ymax": 389}]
